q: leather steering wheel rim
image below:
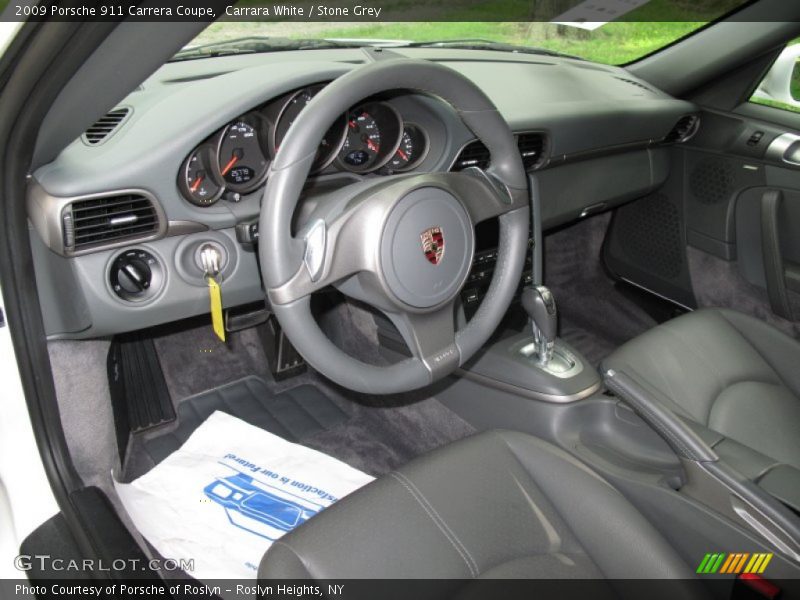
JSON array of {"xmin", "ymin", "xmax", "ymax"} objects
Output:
[{"xmin": 259, "ymin": 58, "xmax": 529, "ymax": 394}]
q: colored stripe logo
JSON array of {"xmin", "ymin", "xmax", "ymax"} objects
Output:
[{"xmin": 696, "ymin": 552, "xmax": 773, "ymax": 574}]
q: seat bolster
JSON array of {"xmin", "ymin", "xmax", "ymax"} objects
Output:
[
  {"xmin": 259, "ymin": 473, "xmax": 476, "ymax": 580},
  {"xmin": 717, "ymin": 308, "xmax": 800, "ymax": 395},
  {"xmin": 260, "ymin": 431, "xmax": 698, "ymax": 584},
  {"xmin": 603, "ymin": 308, "xmax": 800, "ymax": 468},
  {"xmin": 602, "ymin": 308, "xmax": 787, "ymax": 425},
  {"xmin": 260, "ymin": 541, "xmax": 315, "ymax": 580},
  {"xmin": 499, "ymin": 432, "xmax": 697, "ymax": 580},
  {"xmin": 710, "ymin": 381, "xmax": 800, "ymax": 469}
]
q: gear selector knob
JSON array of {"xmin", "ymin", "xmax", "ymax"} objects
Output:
[{"xmin": 521, "ymin": 285, "xmax": 558, "ymax": 365}]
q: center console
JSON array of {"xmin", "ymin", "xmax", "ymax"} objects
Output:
[
  {"xmin": 461, "ymin": 220, "xmax": 533, "ymax": 318},
  {"xmin": 457, "ymin": 217, "xmax": 602, "ymax": 403},
  {"xmin": 459, "ymin": 283, "xmax": 602, "ymax": 403}
]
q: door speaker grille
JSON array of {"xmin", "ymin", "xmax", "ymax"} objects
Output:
[{"xmin": 689, "ymin": 158, "xmax": 735, "ymax": 205}]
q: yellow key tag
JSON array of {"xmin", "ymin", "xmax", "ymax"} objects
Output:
[{"xmin": 207, "ymin": 276, "xmax": 225, "ymax": 342}]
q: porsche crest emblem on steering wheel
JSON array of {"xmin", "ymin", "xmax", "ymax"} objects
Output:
[{"xmin": 420, "ymin": 226, "xmax": 445, "ymax": 265}]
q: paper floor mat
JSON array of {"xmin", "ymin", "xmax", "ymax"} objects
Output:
[{"xmin": 115, "ymin": 410, "xmax": 374, "ymax": 581}]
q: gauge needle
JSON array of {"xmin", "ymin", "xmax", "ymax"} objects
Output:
[
  {"xmin": 367, "ymin": 139, "xmax": 379, "ymax": 153},
  {"xmin": 190, "ymin": 175, "xmax": 204, "ymax": 193},
  {"xmin": 221, "ymin": 154, "xmax": 239, "ymax": 176},
  {"xmin": 396, "ymin": 149, "xmax": 408, "ymax": 161}
]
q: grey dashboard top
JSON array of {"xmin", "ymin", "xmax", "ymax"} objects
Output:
[{"xmin": 27, "ymin": 47, "xmax": 696, "ymax": 338}]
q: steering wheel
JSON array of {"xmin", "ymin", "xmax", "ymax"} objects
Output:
[{"xmin": 259, "ymin": 59, "xmax": 529, "ymax": 394}]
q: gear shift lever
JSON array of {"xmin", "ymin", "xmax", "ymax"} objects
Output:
[{"xmin": 521, "ymin": 286, "xmax": 558, "ymax": 366}]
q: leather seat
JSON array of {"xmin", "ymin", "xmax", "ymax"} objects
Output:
[
  {"xmin": 603, "ymin": 308, "xmax": 800, "ymax": 470},
  {"xmin": 259, "ymin": 430, "xmax": 701, "ymax": 587}
]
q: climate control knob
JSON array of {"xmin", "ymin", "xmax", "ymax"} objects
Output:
[{"xmin": 110, "ymin": 249, "xmax": 163, "ymax": 302}]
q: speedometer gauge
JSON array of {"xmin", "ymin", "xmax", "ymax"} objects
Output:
[
  {"xmin": 336, "ymin": 102, "xmax": 402, "ymax": 174},
  {"xmin": 216, "ymin": 119, "xmax": 269, "ymax": 193}
]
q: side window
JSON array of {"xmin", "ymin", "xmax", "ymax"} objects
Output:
[{"xmin": 750, "ymin": 38, "xmax": 800, "ymax": 114}]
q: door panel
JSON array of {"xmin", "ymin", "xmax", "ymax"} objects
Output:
[
  {"xmin": 683, "ymin": 149, "xmax": 765, "ymax": 260},
  {"xmin": 604, "ymin": 108, "xmax": 800, "ymax": 337}
]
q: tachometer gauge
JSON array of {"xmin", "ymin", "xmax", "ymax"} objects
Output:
[
  {"xmin": 272, "ymin": 85, "xmax": 347, "ymax": 173},
  {"xmin": 337, "ymin": 102, "xmax": 402, "ymax": 174},
  {"xmin": 216, "ymin": 119, "xmax": 269, "ymax": 193},
  {"xmin": 179, "ymin": 145, "xmax": 224, "ymax": 206},
  {"xmin": 383, "ymin": 124, "xmax": 429, "ymax": 173}
]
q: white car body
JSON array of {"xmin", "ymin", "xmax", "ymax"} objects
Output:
[
  {"xmin": 0, "ymin": 15, "xmax": 59, "ymax": 579},
  {"xmin": 753, "ymin": 42, "xmax": 800, "ymax": 107},
  {"xmin": 0, "ymin": 283, "xmax": 59, "ymax": 578}
]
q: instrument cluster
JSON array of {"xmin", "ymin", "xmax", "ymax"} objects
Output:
[{"xmin": 178, "ymin": 83, "xmax": 430, "ymax": 207}]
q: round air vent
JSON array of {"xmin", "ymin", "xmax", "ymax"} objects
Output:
[{"xmin": 665, "ymin": 115, "xmax": 700, "ymax": 143}]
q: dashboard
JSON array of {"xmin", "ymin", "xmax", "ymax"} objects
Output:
[{"xmin": 26, "ymin": 48, "xmax": 698, "ymax": 339}]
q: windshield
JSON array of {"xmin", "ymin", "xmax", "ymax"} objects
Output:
[{"xmin": 180, "ymin": 0, "xmax": 748, "ymax": 65}]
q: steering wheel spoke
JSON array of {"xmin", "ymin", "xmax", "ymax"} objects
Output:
[
  {"xmin": 392, "ymin": 170, "xmax": 526, "ymax": 225},
  {"xmin": 384, "ymin": 302, "xmax": 460, "ymax": 378},
  {"xmin": 267, "ymin": 195, "xmax": 385, "ymax": 305},
  {"xmin": 453, "ymin": 167, "xmax": 528, "ymax": 223}
]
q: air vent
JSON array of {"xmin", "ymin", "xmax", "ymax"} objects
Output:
[
  {"xmin": 64, "ymin": 193, "xmax": 159, "ymax": 251},
  {"xmin": 615, "ymin": 76, "xmax": 656, "ymax": 94},
  {"xmin": 451, "ymin": 140, "xmax": 491, "ymax": 171},
  {"xmin": 517, "ymin": 132, "xmax": 546, "ymax": 170},
  {"xmin": 82, "ymin": 107, "xmax": 131, "ymax": 145},
  {"xmin": 664, "ymin": 114, "xmax": 700, "ymax": 143},
  {"xmin": 451, "ymin": 133, "xmax": 548, "ymax": 173}
]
